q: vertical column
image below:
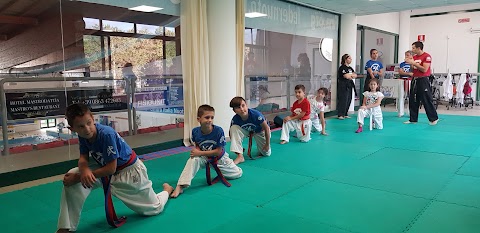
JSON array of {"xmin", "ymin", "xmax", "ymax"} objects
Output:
[
  {"xmin": 398, "ymin": 10, "xmax": 411, "ymax": 62},
  {"xmin": 207, "ymin": 0, "xmax": 237, "ymax": 134},
  {"xmin": 339, "ymin": 14, "xmax": 357, "ymax": 113}
]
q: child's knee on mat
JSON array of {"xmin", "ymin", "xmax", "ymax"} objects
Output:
[{"xmin": 226, "ymin": 170, "xmax": 243, "ymax": 179}]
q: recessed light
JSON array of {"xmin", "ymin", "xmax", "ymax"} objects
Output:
[
  {"xmin": 245, "ymin": 12, "xmax": 268, "ymax": 18},
  {"xmin": 129, "ymin": 5, "xmax": 163, "ymax": 12}
]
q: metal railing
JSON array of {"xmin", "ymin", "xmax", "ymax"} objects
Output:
[{"xmin": 244, "ymin": 74, "xmax": 333, "ymax": 110}]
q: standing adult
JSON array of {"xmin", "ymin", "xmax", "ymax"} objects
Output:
[
  {"xmin": 245, "ymin": 51, "xmax": 258, "ymax": 76},
  {"xmin": 337, "ymin": 54, "xmax": 357, "ymax": 120},
  {"xmin": 404, "ymin": 41, "xmax": 439, "ymax": 125},
  {"xmin": 364, "ymin": 49, "xmax": 384, "ymax": 92}
]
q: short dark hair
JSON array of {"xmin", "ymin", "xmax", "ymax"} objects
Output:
[
  {"xmin": 370, "ymin": 49, "xmax": 377, "ymax": 56},
  {"xmin": 66, "ymin": 103, "xmax": 92, "ymax": 127},
  {"xmin": 317, "ymin": 87, "xmax": 329, "ymax": 95},
  {"xmin": 197, "ymin": 104, "xmax": 215, "ymax": 117},
  {"xmin": 412, "ymin": 41, "xmax": 423, "ymax": 50},
  {"xmin": 368, "ymin": 78, "xmax": 381, "ymax": 92},
  {"xmin": 294, "ymin": 84, "xmax": 305, "ymax": 92},
  {"xmin": 229, "ymin": 96, "xmax": 246, "ymax": 109}
]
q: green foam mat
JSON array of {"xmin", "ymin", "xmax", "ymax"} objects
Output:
[
  {"xmin": 202, "ymin": 165, "xmax": 315, "ymax": 206},
  {"xmin": 324, "ymin": 161, "xmax": 453, "ymax": 198},
  {"xmin": 456, "ymin": 157, "xmax": 480, "ymax": 177},
  {"xmin": 407, "ymin": 201, "xmax": 480, "ymax": 233},
  {"xmin": 470, "ymin": 146, "xmax": 480, "ymax": 157},
  {"xmin": 210, "ymin": 207, "xmax": 352, "ymax": 233},
  {"xmin": 362, "ymin": 148, "xmax": 468, "ymax": 174},
  {"xmin": 435, "ymin": 175, "xmax": 480, "ymax": 209},
  {"xmin": 1, "ymin": 112, "xmax": 479, "ymax": 233},
  {"xmin": 0, "ymin": 190, "xmax": 59, "ymax": 232},
  {"xmin": 264, "ymin": 180, "xmax": 429, "ymax": 233}
]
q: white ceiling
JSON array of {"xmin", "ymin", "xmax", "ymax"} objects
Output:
[{"xmin": 290, "ymin": 0, "xmax": 480, "ymax": 15}]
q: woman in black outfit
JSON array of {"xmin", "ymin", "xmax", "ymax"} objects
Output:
[{"xmin": 337, "ymin": 54, "xmax": 357, "ymax": 119}]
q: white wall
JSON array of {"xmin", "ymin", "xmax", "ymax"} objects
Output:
[
  {"xmin": 357, "ymin": 12, "xmax": 400, "ymax": 34},
  {"xmin": 363, "ymin": 30, "xmax": 396, "ymax": 69},
  {"xmin": 410, "ymin": 12, "xmax": 480, "ymax": 73}
]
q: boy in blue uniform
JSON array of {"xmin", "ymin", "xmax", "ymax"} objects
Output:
[
  {"xmin": 57, "ymin": 103, "xmax": 173, "ymax": 233},
  {"xmin": 399, "ymin": 50, "xmax": 413, "ymax": 78},
  {"xmin": 398, "ymin": 50, "xmax": 414, "ymax": 96},
  {"xmin": 364, "ymin": 49, "xmax": 384, "ymax": 91},
  {"xmin": 170, "ymin": 105, "xmax": 243, "ymax": 198},
  {"xmin": 229, "ymin": 97, "xmax": 271, "ymax": 164}
]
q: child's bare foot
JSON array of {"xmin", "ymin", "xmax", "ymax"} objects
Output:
[
  {"xmin": 280, "ymin": 140, "xmax": 288, "ymax": 144},
  {"xmin": 163, "ymin": 183, "xmax": 174, "ymax": 195},
  {"xmin": 170, "ymin": 185, "xmax": 184, "ymax": 198},
  {"xmin": 234, "ymin": 154, "xmax": 245, "ymax": 164},
  {"xmin": 56, "ymin": 229, "xmax": 70, "ymax": 233}
]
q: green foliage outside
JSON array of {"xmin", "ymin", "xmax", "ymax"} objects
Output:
[{"xmin": 83, "ymin": 23, "xmax": 177, "ymax": 78}]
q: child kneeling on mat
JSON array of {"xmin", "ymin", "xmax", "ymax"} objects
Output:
[
  {"xmin": 229, "ymin": 96, "xmax": 271, "ymax": 164},
  {"xmin": 308, "ymin": 87, "xmax": 328, "ymax": 136},
  {"xmin": 56, "ymin": 103, "xmax": 173, "ymax": 233},
  {"xmin": 356, "ymin": 79, "xmax": 384, "ymax": 133},
  {"xmin": 280, "ymin": 84, "xmax": 312, "ymax": 144},
  {"xmin": 170, "ymin": 105, "xmax": 243, "ymax": 198}
]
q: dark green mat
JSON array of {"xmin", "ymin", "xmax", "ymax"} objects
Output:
[
  {"xmin": 456, "ymin": 157, "xmax": 480, "ymax": 177},
  {"xmin": 436, "ymin": 175, "xmax": 480, "ymax": 209},
  {"xmin": 470, "ymin": 146, "xmax": 480, "ymax": 157},
  {"xmin": 210, "ymin": 207, "xmax": 352, "ymax": 233},
  {"xmin": 264, "ymin": 180, "xmax": 430, "ymax": 233},
  {"xmin": 407, "ymin": 201, "xmax": 480, "ymax": 233},
  {"xmin": 1, "ymin": 111, "xmax": 480, "ymax": 233},
  {"xmin": 324, "ymin": 161, "xmax": 453, "ymax": 198},
  {"xmin": 362, "ymin": 148, "xmax": 468, "ymax": 174}
]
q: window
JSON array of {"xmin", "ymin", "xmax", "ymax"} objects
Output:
[
  {"xmin": 244, "ymin": 0, "xmax": 339, "ymax": 111},
  {"xmin": 83, "ymin": 17, "xmax": 100, "ymax": 30},
  {"xmin": 244, "ymin": 28, "xmax": 267, "ymax": 75},
  {"xmin": 40, "ymin": 119, "xmax": 57, "ymax": 129},
  {"xmin": 165, "ymin": 27, "xmax": 175, "ymax": 37},
  {"xmin": 137, "ymin": 24, "xmax": 163, "ymax": 35},
  {"xmin": 102, "ymin": 20, "xmax": 134, "ymax": 33}
]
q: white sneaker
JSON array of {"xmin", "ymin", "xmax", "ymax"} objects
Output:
[
  {"xmin": 403, "ymin": 121, "xmax": 416, "ymax": 124},
  {"xmin": 429, "ymin": 119, "xmax": 439, "ymax": 126}
]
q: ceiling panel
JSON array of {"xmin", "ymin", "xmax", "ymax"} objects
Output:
[{"xmin": 291, "ymin": 0, "xmax": 480, "ymax": 15}]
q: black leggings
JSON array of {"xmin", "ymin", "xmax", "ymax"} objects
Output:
[
  {"xmin": 409, "ymin": 77, "xmax": 438, "ymax": 122},
  {"xmin": 337, "ymin": 80, "xmax": 353, "ymax": 117}
]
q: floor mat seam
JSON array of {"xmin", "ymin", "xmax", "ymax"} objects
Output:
[
  {"xmin": 402, "ymin": 173, "xmax": 457, "ymax": 232},
  {"xmin": 258, "ymin": 178, "xmax": 319, "ymax": 207},
  {"xmin": 320, "ymin": 178, "xmax": 433, "ymax": 201},
  {"xmin": 383, "ymin": 146, "xmax": 471, "ymax": 158}
]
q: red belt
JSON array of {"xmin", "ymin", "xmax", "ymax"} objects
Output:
[{"xmin": 101, "ymin": 150, "xmax": 137, "ymax": 228}]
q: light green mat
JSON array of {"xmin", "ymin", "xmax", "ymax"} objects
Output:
[{"xmin": 1, "ymin": 111, "xmax": 480, "ymax": 233}]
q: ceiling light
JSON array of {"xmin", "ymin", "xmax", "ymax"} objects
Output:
[
  {"xmin": 245, "ymin": 12, "xmax": 268, "ymax": 18},
  {"xmin": 129, "ymin": 5, "xmax": 163, "ymax": 12}
]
